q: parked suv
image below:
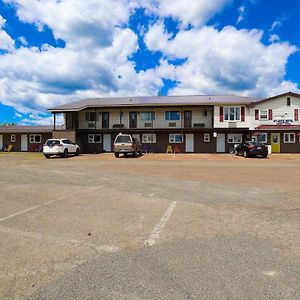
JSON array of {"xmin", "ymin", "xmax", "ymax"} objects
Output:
[
  {"xmin": 43, "ymin": 139, "xmax": 80, "ymax": 158},
  {"xmin": 113, "ymin": 134, "xmax": 142, "ymax": 158}
]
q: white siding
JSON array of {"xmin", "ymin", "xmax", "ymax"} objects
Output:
[{"xmin": 249, "ymin": 95, "xmax": 300, "ymax": 130}]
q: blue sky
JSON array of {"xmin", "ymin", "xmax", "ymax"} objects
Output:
[{"xmin": 0, "ymin": 0, "xmax": 299, "ymax": 125}]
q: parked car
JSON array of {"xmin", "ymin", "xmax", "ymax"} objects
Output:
[
  {"xmin": 43, "ymin": 139, "xmax": 80, "ymax": 158},
  {"xmin": 235, "ymin": 141, "xmax": 268, "ymax": 158},
  {"xmin": 113, "ymin": 134, "xmax": 142, "ymax": 158}
]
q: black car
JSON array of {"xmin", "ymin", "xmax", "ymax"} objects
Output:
[{"xmin": 235, "ymin": 141, "xmax": 268, "ymax": 158}]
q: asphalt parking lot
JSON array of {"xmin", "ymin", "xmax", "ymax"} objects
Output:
[{"xmin": 0, "ymin": 152, "xmax": 299, "ymax": 299}]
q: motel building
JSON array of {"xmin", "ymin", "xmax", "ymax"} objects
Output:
[{"xmin": 48, "ymin": 92, "xmax": 300, "ymax": 154}]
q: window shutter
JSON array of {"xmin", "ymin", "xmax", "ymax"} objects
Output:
[
  {"xmin": 268, "ymin": 109, "xmax": 273, "ymax": 120},
  {"xmin": 255, "ymin": 109, "xmax": 259, "ymax": 120},
  {"xmin": 220, "ymin": 106, "xmax": 224, "ymax": 122},
  {"xmin": 295, "ymin": 109, "xmax": 299, "ymax": 121},
  {"xmin": 241, "ymin": 106, "xmax": 245, "ymax": 122}
]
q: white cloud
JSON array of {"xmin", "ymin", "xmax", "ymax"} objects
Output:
[
  {"xmin": 236, "ymin": 6, "xmax": 246, "ymax": 24},
  {"xmin": 269, "ymin": 34, "xmax": 280, "ymax": 43},
  {"xmin": 270, "ymin": 20, "xmax": 282, "ymax": 32},
  {"xmin": 145, "ymin": 24, "xmax": 299, "ymax": 96},
  {"xmin": 17, "ymin": 36, "xmax": 28, "ymax": 46},
  {"xmin": 143, "ymin": 0, "xmax": 232, "ymax": 28},
  {"xmin": 0, "ymin": 15, "xmax": 15, "ymax": 51}
]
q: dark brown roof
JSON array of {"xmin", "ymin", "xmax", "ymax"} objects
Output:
[
  {"xmin": 0, "ymin": 125, "xmax": 54, "ymax": 133},
  {"xmin": 255, "ymin": 125, "xmax": 300, "ymax": 131},
  {"xmin": 49, "ymin": 95, "xmax": 262, "ymax": 112}
]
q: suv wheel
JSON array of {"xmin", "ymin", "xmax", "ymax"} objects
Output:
[
  {"xmin": 44, "ymin": 154, "xmax": 51, "ymax": 159},
  {"xmin": 243, "ymin": 151, "xmax": 248, "ymax": 158},
  {"xmin": 62, "ymin": 148, "xmax": 68, "ymax": 158},
  {"xmin": 114, "ymin": 152, "xmax": 119, "ymax": 158},
  {"xmin": 75, "ymin": 148, "xmax": 80, "ymax": 156},
  {"xmin": 133, "ymin": 150, "xmax": 138, "ymax": 157}
]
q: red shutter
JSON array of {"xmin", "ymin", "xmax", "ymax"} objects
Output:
[
  {"xmin": 268, "ymin": 109, "xmax": 273, "ymax": 120},
  {"xmin": 295, "ymin": 109, "xmax": 299, "ymax": 121},
  {"xmin": 255, "ymin": 109, "xmax": 259, "ymax": 120},
  {"xmin": 241, "ymin": 106, "xmax": 245, "ymax": 122},
  {"xmin": 220, "ymin": 106, "xmax": 224, "ymax": 122}
]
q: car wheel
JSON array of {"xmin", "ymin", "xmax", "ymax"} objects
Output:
[
  {"xmin": 63, "ymin": 148, "xmax": 68, "ymax": 158},
  {"xmin": 262, "ymin": 154, "xmax": 268, "ymax": 158},
  {"xmin": 114, "ymin": 152, "xmax": 119, "ymax": 158},
  {"xmin": 234, "ymin": 149, "xmax": 238, "ymax": 156},
  {"xmin": 44, "ymin": 154, "xmax": 51, "ymax": 159},
  {"xmin": 133, "ymin": 150, "xmax": 138, "ymax": 157},
  {"xmin": 243, "ymin": 151, "xmax": 248, "ymax": 158},
  {"xmin": 75, "ymin": 148, "xmax": 80, "ymax": 156}
]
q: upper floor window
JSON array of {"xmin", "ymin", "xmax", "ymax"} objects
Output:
[
  {"xmin": 141, "ymin": 111, "xmax": 155, "ymax": 121},
  {"xmin": 165, "ymin": 111, "xmax": 180, "ymax": 121},
  {"xmin": 85, "ymin": 112, "xmax": 97, "ymax": 122},
  {"xmin": 224, "ymin": 107, "xmax": 240, "ymax": 121},
  {"xmin": 259, "ymin": 110, "xmax": 268, "ymax": 120},
  {"xmin": 287, "ymin": 97, "xmax": 291, "ymax": 106}
]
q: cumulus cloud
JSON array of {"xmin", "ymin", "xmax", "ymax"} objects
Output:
[
  {"xmin": 236, "ymin": 6, "xmax": 246, "ymax": 24},
  {"xmin": 0, "ymin": 0, "xmax": 299, "ymax": 126},
  {"xmin": 143, "ymin": 0, "xmax": 232, "ymax": 28},
  {"xmin": 0, "ymin": 15, "xmax": 15, "ymax": 51},
  {"xmin": 145, "ymin": 24, "xmax": 298, "ymax": 96}
]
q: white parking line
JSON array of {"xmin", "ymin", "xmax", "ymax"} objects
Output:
[
  {"xmin": 144, "ymin": 201, "xmax": 177, "ymax": 247},
  {"xmin": 0, "ymin": 187, "xmax": 101, "ymax": 223},
  {"xmin": 0, "ymin": 226, "xmax": 119, "ymax": 253}
]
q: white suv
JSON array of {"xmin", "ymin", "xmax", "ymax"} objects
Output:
[{"xmin": 43, "ymin": 139, "xmax": 80, "ymax": 159}]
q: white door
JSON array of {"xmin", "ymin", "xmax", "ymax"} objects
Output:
[
  {"xmin": 103, "ymin": 134, "xmax": 111, "ymax": 152},
  {"xmin": 21, "ymin": 134, "xmax": 28, "ymax": 151},
  {"xmin": 185, "ymin": 134, "xmax": 194, "ymax": 153},
  {"xmin": 216, "ymin": 134, "xmax": 225, "ymax": 153},
  {"xmin": 0, "ymin": 135, "xmax": 3, "ymax": 150}
]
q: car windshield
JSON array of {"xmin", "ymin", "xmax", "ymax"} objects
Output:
[
  {"xmin": 46, "ymin": 140, "xmax": 60, "ymax": 146},
  {"xmin": 115, "ymin": 136, "xmax": 131, "ymax": 143}
]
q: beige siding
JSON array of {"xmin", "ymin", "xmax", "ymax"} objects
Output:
[{"xmin": 78, "ymin": 108, "xmax": 213, "ymax": 129}]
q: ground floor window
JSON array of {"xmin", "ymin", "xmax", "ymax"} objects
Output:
[
  {"xmin": 169, "ymin": 134, "xmax": 183, "ymax": 143},
  {"xmin": 227, "ymin": 133, "xmax": 242, "ymax": 143},
  {"xmin": 257, "ymin": 133, "xmax": 267, "ymax": 143},
  {"xmin": 203, "ymin": 133, "xmax": 210, "ymax": 143},
  {"xmin": 88, "ymin": 134, "xmax": 101, "ymax": 143},
  {"xmin": 142, "ymin": 133, "xmax": 156, "ymax": 143},
  {"xmin": 29, "ymin": 134, "xmax": 41, "ymax": 143},
  {"xmin": 11, "ymin": 134, "xmax": 16, "ymax": 143},
  {"xmin": 284, "ymin": 133, "xmax": 295, "ymax": 143}
]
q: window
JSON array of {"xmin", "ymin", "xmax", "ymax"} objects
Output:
[
  {"xmin": 259, "ymin": 110, "xmax": 268, "ymax": 120},
  {"xmin": 224, "ymin": 107, "xmax": 241, "ymax": 121},
  {"xmin": 204, "ymin": 133, "xmax": 210, "ymax": 143},
  {"xmin": 29, "ymin": 134, "xmax": 41, "ymax": 143},
  {"xmin": 287, "ymin": 97, "xmax": 291, "ymax": 106},
  {"xmin": 257, "ymin": 133, "xmax": 267, "ymax": 143},
  {"xmin": 88, "ymin": 134, "xmax": 101, "ymax": 143},
  {"xmin": 227, "ymin": 134, "xmax": 242, "ymax": 143},
  {"xmin": 142, "ymin": 134, "xmax": 156, "ymax": 143},
  {"xmin": 11, "ymin": 134, "xmax": 16, "ymax": 143},
  {"xmin": 141, "ymin": 111, "xmax": 155, "ymax": 121},
  {"xmin": 169, "ymin": 134, "xmax": 183, "ymax": 143},
  {"xmin": 85, "ymin": 112, "xmax": 97, "ymax": 122},
  {"xmin": 165, "ymin": 111, "xmax": 180, "ymax": 121},
  {"xmin": 284, "ymin": 133, "xmax": 295, "ymax": 143}
]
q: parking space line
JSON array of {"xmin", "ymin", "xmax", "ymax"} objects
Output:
[
  {"xmin": 0, "ymin": 187, "xmax": 101, "ymax": 223},
  {"xmin": 0, "ymin": 226, "xmax": 119, "ymax": 253},
  {"xmin": 144, "ymin": 201, "xmax": 177, "ymax": 247}
]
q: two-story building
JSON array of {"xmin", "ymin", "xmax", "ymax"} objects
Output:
[{"xmin": 49, "ymin": 92, "xmax": 300, "ymax": 154}]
